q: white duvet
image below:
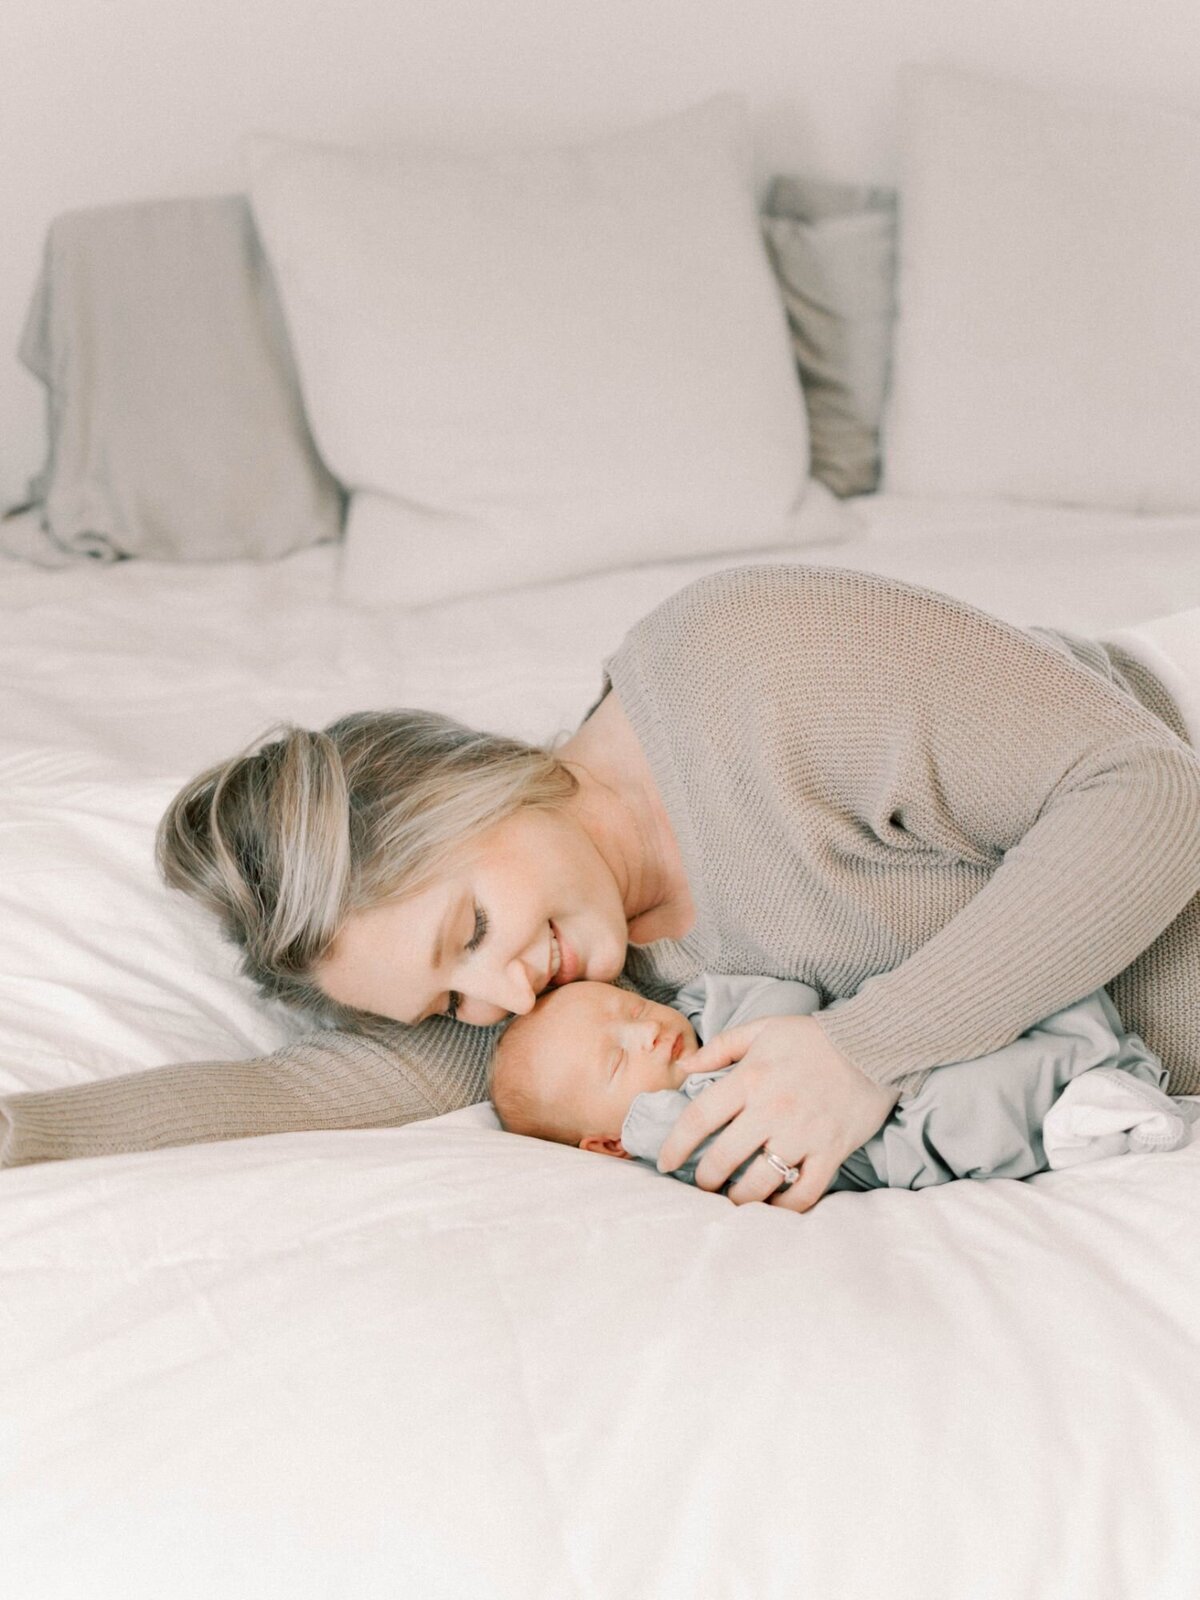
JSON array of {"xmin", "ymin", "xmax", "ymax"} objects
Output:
[{"xmin": 3, "ymin": 495, "xmax": 1200, "ymax": 1599}]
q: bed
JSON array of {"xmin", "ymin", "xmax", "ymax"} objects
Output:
[
  {"xmin": 4, "ymin": 64, "xmax": 1200, "ymax": 1600},
  {"xmin": 3, "ymin": 497, "xmax": 1200, "ymax": 1600}
]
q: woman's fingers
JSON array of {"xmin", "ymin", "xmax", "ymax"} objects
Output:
[
  {"xmin": 768, "ymin": 1157, "xmax": 836, "ymax": 1213},
  {"xmin": 658, "ymin": 1015, "xmax": 895, "ymax": 1211},
  {"xmin": 723, "ymin": 1147, "xmax": 803, "ymax": 1205},
  {"xmin": 655, "ymin": 1070, "xmax": 747, "ymax": 1173},
  {"xmin": 691, "ymin": 1119, "xmax": 780, "ymax": 1198},
  {"xmin": 657, "ymin": 1020, "xmax": 772, "ymax": 1178},
  {"xmin": 681, "ymin": 1019, "xmax": 768, "ymax": 1078}
]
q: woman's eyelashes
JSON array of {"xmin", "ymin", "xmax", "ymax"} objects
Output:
[
  {"xmin": 443, "ymin": 907, "xmax": 488, "ymax": 1021},
  {"xmin": 466, "ymin": 904, "xmax": 488, "ymax": 953}
]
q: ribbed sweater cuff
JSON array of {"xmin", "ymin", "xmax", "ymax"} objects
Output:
[{"xmin": 813, "ymin": 1007, "xmax": 931, "ymax": 1095}]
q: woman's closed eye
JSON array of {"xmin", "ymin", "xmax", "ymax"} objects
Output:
[
  {"xmin": 466, "ymin": 904, "xmax": 488, "ymax": 953},
  {"xmin": 443, "ymin": 905, "xmax": 489, "ymax": 1022}
]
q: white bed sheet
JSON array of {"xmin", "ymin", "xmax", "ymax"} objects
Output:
[
  {"xmin": 5, "ymin": 491, "xmax": 1200, "ymax": 782},
  {"xmin": 3, "ymin": 494, "xmax": 1200, "ymax": 1599},
  {"xmin": 3, "ymin": 1110, "xmax": 1198, "ymax": 1600}
]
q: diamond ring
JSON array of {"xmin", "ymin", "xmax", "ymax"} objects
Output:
[{"xmin": 760, "ymin": 1148, "xmax": 801, "ymax": 1187}]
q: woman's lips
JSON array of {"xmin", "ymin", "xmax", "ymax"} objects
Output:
[{"xmin": 549, "ymin": 921, "xmax": 579, "ymax": 987}]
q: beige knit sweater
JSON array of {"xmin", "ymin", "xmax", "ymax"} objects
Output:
[{"xmin": 5, "ymin": 563, "xmax": 1200, "ymax": 1168}]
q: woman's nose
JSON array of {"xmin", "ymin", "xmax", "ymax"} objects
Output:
[{"xmin": 461, "ymin": 955, "xmax": 540, "ymax": 1023}]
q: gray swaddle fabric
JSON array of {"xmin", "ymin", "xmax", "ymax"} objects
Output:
[
  {"xmin": 620, "ymin": 975, "xmax": 1170, "ymax": 1193},
  {"xmin": 833, "ymin": 992, "xmax": 1170, "ymax": 1190},
  {"xmin": 672, "ymin": 971, "xmax": 824, "ymax": 1034}
]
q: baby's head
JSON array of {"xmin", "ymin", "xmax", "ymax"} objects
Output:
[{"xmin": 490, "ymin": 980, "xmax": 700, "ymax": 1157}]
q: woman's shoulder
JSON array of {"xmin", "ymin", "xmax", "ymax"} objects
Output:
[
  {"xmin": 627, "ymin": 559, "xmax": 1020, "ymax": 637},
  {"xmin": 607, "ymin": 558, "xmax": 1184, "ymax": 748},
  {"xmin": 613, "ymin": 559, "xmax": 1035, "ymax": 674}
]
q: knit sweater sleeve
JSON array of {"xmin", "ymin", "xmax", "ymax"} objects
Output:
[
  {"xmin": 615, "ymin": 565, "xmax": 1200, "ymax": 1086},
  {"xmin": 0, "ymin": 1017, "xmax": 496, "ymax": 1168}
]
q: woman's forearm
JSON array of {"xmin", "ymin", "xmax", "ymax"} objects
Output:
[
  {"xmin": 0, "ymin": 1019, "xmax": 495, "ymax": 1167},
  {"xmin": 817, "ymin": 737, "xmax": 1200, "ymax": 1086}
]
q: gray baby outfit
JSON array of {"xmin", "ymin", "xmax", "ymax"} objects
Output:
[{"xmin": 619, "ymin": 974, "xmax": 1174, "ymax": 1193}]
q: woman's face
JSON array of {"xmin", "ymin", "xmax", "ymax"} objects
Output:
[{"xmin": 315, "ymin": 806, "xmax": 630, "ymax": 1027}]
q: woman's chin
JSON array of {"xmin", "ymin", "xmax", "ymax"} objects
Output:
[
  {"xmin": 557, "ymin": 925, "xmax": 626, "ymax": 988},
  {"xmin": 596, "ymin": 944, "xmax": 628, "ymax": 984}
]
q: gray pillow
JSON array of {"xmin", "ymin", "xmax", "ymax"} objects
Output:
[
  {"xmin": 762, "ymin": 175, "xmax": 897, "ymax": 498},
  {"xmin": 15, "ymin": 196, "xmax": 344, "ymax": 563}
]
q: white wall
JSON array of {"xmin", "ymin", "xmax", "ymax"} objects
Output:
[{"xmin": 3, "ymin": 0, "xmax": 1199, "ymax": 507}]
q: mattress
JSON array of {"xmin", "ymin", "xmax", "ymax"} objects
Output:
[{"xmin": 3, "ymin": 494, "xmax": 1200, "ymax": 1600}]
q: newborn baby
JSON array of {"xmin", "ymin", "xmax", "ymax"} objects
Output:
[{"xmin": 488, "ymin": 973, "xmax": 1198, "ymax": 1193}]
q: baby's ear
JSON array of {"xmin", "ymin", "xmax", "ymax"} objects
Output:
[{"xmin": 579, "ymin": 1135, "xmax": 631, "ymax": 1160}]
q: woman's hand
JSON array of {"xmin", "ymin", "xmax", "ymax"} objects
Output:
[{"xmin": 657, "ymin": 1015, "xmax": 900, "ymax": 1212}]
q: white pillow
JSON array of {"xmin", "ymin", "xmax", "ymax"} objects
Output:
[
  {"xmin": 245, "ymin": 99, "xmax": 835, "ymax": 608},
  {"xmin": 884, "ymin": 65, "xmax": 1200, "ymax": 513},
  {"xmin": 0, "ymin": 759, "xmax": 300, "ymax": 1097}
]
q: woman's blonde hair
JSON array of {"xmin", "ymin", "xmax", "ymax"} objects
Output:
[{"xmin": 156, "ymin": 710, "xmax": 577, "ymax": 1025}]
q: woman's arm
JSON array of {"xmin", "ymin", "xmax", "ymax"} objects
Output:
[
  {"xmin": 0, "ymin": 1017, "xmax": 496, "ymax": 1167},
  {"xmin": 813, "ymin": 656, "xmax": 1200, "ymax": 1088},
  {"xmin": 742, "ymin": 569, "xmax": 1200, "ymax": 1081},
  {"xmin": 634, "ymin": 567, "xmax": 1200, "ymax": 1205}
]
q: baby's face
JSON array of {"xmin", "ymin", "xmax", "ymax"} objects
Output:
[{"xmin": 505, "ymin": 980, "xmax": 700, "ymax": 1145}]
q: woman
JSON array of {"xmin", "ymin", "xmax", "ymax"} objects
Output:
[{"xmin": 4, "ymin": 563, "xmax": 1200, "ymax": 1203}]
